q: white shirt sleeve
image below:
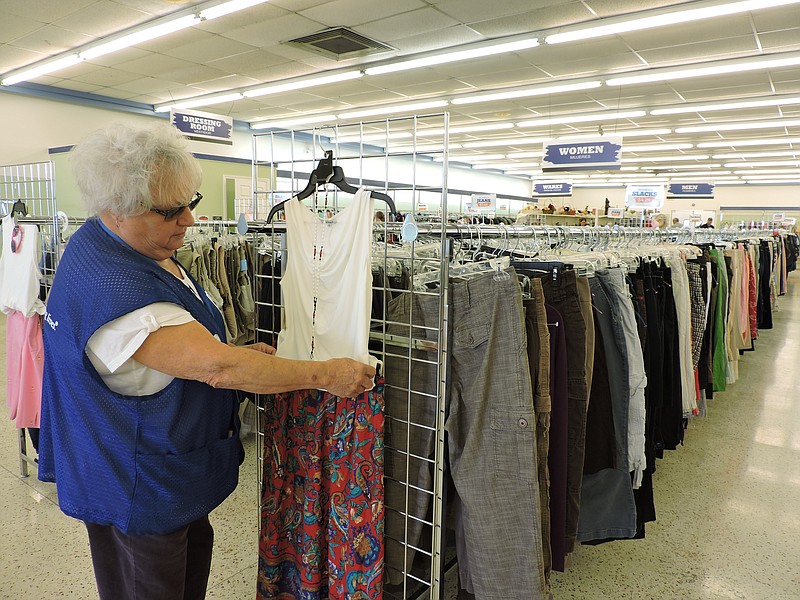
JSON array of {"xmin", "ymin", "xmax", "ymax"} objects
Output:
[{"xmin": 86, "ymin": 302, "xmax": 195, "ymax": 396}]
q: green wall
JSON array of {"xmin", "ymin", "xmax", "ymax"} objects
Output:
[{"xmin": 51, "ymin": 150, "xmax": 273, "ymax": 219}]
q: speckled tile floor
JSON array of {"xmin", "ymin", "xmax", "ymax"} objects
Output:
[{"xmin": 2, "ymin": 280, "xmax": 800, "ymax": 599}]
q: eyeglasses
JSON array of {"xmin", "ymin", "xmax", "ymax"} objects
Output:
[
  {"xmin": 150, "ymin": 192, "xmax": 203, "ymax": 221},
  {"xmin": 10, "ymin": 224, "xmax": 23, "ymax": 253}
]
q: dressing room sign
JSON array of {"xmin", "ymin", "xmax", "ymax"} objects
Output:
[
  {"xmin": 171, "ymin": 108, "xmax": 233, "ymax": 145},
  {"xmin": 667, "ymin": 183, "xmax": 715, "ymax": 198},
  {"xmin": 626, "ymin": 185, "xmax": 665, "ymax": 209},
  {"xmin": 542, "ymin": 136, "xmax": 622, "ymax": 172},
  {"xmin": 533, "ymin": 182, "xmax": 572, "ymax": 196}
]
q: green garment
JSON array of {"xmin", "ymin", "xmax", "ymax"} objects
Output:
[{"xmin": 709, "ymin": 248, "xmax": 728, "ymax": 392}]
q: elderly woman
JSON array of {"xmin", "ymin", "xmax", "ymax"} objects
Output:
[{"xmin": 37, "ymin": 123, "xmax": 375, "ymax": 600}]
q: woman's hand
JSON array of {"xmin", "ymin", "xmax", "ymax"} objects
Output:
[{"xmin": 324, "ymin": 358, "xmax": 376, "ymax": 398}]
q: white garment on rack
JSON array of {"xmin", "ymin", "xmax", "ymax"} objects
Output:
[
  {"xmin": 0, "ymin": 216, "xmax": 45, "ymax": 316},
  {"xmin": 276, "ymin": 188, "xmax": 378, "ymax": 371}
]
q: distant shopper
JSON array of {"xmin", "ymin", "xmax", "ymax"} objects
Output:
[{"xmin": 699, "ymin": 217, "xmax": 715, "ymax": 228}]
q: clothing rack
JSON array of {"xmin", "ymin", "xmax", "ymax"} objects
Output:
[{"xmin": 1, "ymin": 161, "xmax": 59, "ymax": 478}]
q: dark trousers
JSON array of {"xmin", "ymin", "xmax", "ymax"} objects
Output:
[{"xmin": 85, "ymin": 516, "xmax": 214, "ymax": 600}]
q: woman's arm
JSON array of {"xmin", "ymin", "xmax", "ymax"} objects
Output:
[{"xmin": 132, "ymin": 321, "xmax": 375, "ymax": 398}]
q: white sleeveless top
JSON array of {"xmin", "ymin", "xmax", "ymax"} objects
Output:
[
  {"xmin": 0, "ymin": 216, "xmax": 45, "ymax": 317},
  {"xmin": 276, "ymin": 187, "xmax": 377, "ymax": 368}
]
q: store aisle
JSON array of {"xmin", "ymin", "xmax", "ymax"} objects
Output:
[{"xmin": 1, "ymin": 280, "xmax": 799, "ymax": 599}]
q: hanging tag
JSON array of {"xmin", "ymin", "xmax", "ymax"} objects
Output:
[
  {"xmin": 401, "ymin": 213, "xmax": 418, "ymax": 243},
  {"xmin": 236, "ymin": 212, "xmax": 248, "ymax": 235},
  {"xmin": 240, "ymin": 259, "xmax": 248, "ymax": 272}
]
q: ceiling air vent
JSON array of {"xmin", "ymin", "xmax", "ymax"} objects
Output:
[{"xmin": 288, "ymin": 28, "xmax": 394, "ymax": 60}]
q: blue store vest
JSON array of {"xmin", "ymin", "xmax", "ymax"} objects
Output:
[{"xmin": 38, "ymin": 218, "xmax": 242, "ymax": 535}]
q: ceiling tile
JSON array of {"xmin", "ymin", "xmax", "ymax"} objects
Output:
[
  {"xmin": 95, "ymin": 86, "xmax": 141, "ymax": 100},
  {"xmin": 190, "ymin": 73, "xmax": 262, "ymax": 93},
  {"xmin": 434, "ymin": 0, "xmax": 561, "ymax": 24},
  {"xmin": 53, "ymin": 2, "xmax": 151, "ymax": 38},
  {"xmin": 455, "ymin": 68, "xmax": 553, "ymax": 90},
  {"xmin": 388, "ymin": 80, "xmax": 476, "ymax": 98},
  {"xmin": 71, "ymin": 66, "xmax": 145, "ymax": 86},
  {"xmin": 109, "ymin": 0, "xmax": 203, "ymax": 17},
  {"xmin": 113, "ymin": 76, "xmax": 184, "ymax": 94},
  {"xmin": 243, "ymin": 62, "xmax": 319, "ymax": 83},
  {"xmin": 759, "ymin": 29, "xmax": 800, "ymax": 52},
  {"xmin": 0, "ymin": 13, "xmax": 46, "ymax": 43},
  {"xmin": 469, "ymin": 3, "xmax": 593, "ymax": 38},
  {"xmin": 536, "ymin": 53, "xmax": 645, "ymax": 78},
  {"xmin": 220, "ymin": 13, "xmax": 326, "ymax": 48},
  {"xmin": 133, "ymin": 28, "xmax": 217, "ymax": 54},
  {"xmin": 0, "ymin": 0, "xmax": 98, "ymax": 22},
  {"xmin": 48, "ymin": 78, "xmax": 104, "ymax": 93},
  {"xmin": 158, "ymin": 64, "xmax": 230, "ymax": 86},
  {"xmin": 635, "ymin": 36, "xmax": 760, "ymax": 66},
  {"xmin": 159, "ymin": 36, "xmax": 257, "ymax": 63},
  {"xmin": 207, "ymin": 49, "xmax": 293, "ymax": 76},
  {"xmin": 113, "ymin": 53, "xmax": 196, "ymax": 77},
  {"xmin": 385, "ymin": 24, "xmax": 484, "ymax": 55},
  {"xmin": 83, "ymin": 47, "xmax": 151, "ymax": 68},
  {"xmin": 299, "ymin": 0, "xmax": 426, "ymax": 28},
  {"xmin": 750, "ymin": 7, "xmax": 800, "ymax": 33},
  {"xmin": 581, "ymin": 0, "xmax": 699, "ymax": 19},
  {"xmin": 12, "ymin": 25, "xmax": 94, "ymax": 55},
  {"xmin": 355, "ymin": 7, "xmax": 458, "ymax": 42}
]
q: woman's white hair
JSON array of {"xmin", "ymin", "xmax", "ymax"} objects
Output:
[{"xmin": 71, "ymin": 122, "xmax": 202, "ymax": 217}]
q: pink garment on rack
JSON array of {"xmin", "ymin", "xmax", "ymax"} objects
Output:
[
  {"xmin": 747, "ymin": 250, "xmax": 758, "ymax": 342},
  {"xmin": 738, "ymin": 246, "xmax": 749, "ymax": 347},
  {"xmin": 6, "ymin": 310, "xmax": 44, "ymax": 428}
]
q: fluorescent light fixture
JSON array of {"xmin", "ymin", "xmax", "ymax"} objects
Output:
[
  {"xmin": 156, "ymin": 92, "xmax": 243, "ymax": 112},
  {"xmin": 434, "ymin": 154, "xmax": 507, "ymax": 163},
  {"xmin": 545, "ymin": 0, "xmax": 800, "ymax": 44},
  {"xmin": 200, "ymin": 0, "xmax": 270, "ymax": 20},
  {"xmin": 733, "ymin": 168, "xmax": 800, "ymax": 174},
  {"xmin": 364, "ymin": 38, "xmax": 539, "ymax": 76},
  {"xmin": 641, "ymin": 163, "xmax": 722, "ymax": 170},
  {"xmin": 474, "ymin": 162, "xmax": 540, "ymax": 170},
  {"xmin": 536, "ymin": 173, "xmax": 591, "ymax": 179},
  {"xmin": 655, "ymin": 170, "xmax": 732, "ymax": 176},
  {"xmin": 451, "ymin": 81, "xmax": 601, "ymax": 105},
  {"xmin": 506, "ymin": 151, "xmax": 543, "ymax": 159},
  {"xmin": 713, "ymin": 150, "xmax": 800, "ymax": 159},
  {"xmin": 250, "ymin": 114, "xmax": 337, "ymax": 130},
  {"xmin": 697, "ymin": 137, "xmax": 800, "ymax": 148},
  {"xmin": 1, "ymin": 54, "xmax": 83, "ymax": 86},
  {"xmin": 338, "ymin": 100, "xmax": 448, "ymax": 120},
  {"xmin": 741, "ymin": 173, "xmax": 800, "ymax": 179},
  {"xmin": 517, "ymin": 110, "xmax": 646, "ymax": 128},
  {"xmin": 81, "ymin": 14, "xmax": 199, "ymax": 60},
  {"xmin": 621, "ymin": 154, "xmax": 710, "ymax": 162},
  {"xmin": 740, "ymin": 179, "xmax": 800, "ymax": 184},
  {"xmin": 333, "ymin": 132, "xmax": 412, "ymax": 144},
  {"xmin": 462, "ymin": 137, "xmax": 554, "ymax": 149},
  {"xmin": 625, "ymin": 143, "xmax": 693, "ymax": 152},
  {"xmin": 243, "ymin": 71, "xmax": 362, "ymax": 98},
  {"xmin": 650, "ymin": 94, "xmax": 800, "ymax": 115},
  {"xmin": 607, "ymin": 52, "xmax": 800, "ymax": 86},
  {"xmin": 675, "ymin": 118, "xmax": 800, "ymax": 133},
  {"xmin": 620, "ymin": 166, "xmax": 640, "ymax": 171},
  {"xmin": 723, "ymin": 160, "xmax": 800, "ymax": 168}
]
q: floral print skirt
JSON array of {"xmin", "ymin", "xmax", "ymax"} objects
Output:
[{"xmin": 257, "ymin": 380, "xmax": 385, "ymax": 600}]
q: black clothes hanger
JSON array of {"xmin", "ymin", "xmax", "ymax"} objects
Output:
[
  {"xmin": 11, "ymin": 199, "xmax": 28, "ymax": 220},
  {"xmin": 266, "ymin": 151, "xmax": 397, "ymax": 223}
]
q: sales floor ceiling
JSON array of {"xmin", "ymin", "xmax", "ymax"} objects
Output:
[{"xmin": 2, "ymin": 0, "xmax": 800, "ymax": 182}]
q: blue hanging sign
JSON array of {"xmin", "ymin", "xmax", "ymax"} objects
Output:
[
  {"xmin": 542, "ymin": 136, "xmax": 622, "ymax": 172},
  {"xmin": 667, "ymin": 183, "xmax": 715, "ymax": 198},
  {"xmin": 533, "ymin": 182, "xmax": 573, "ymax": 196},
  {"xmin": 171, "ymin": 108, "xmax": 233, "ymax": 145}
]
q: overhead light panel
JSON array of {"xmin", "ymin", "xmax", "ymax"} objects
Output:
[
  {"xmin": 250, "ymin": 114, "xmax": 337, "ymax": 130},
  {"xmin": 156, "ymin": 92, "xmax": 243, "ymax": 112},
  {"xmin": 724, "ymin": 160, "xmax": 800, "ymax": 168},
  {"xmin": 1, "ymin": 55, "xmax": 82, "ymax": 86},
  {"xmin": 675, "ymin": 118, "xmax": 800, "ymax": 133},
  {"xmin": 80, "ymin": 14, "xmax": 199, "ymax": 60},
  {"xmin": 607, "ymin": 51, "xmax": 800, "ymax": 86},
  {"xmin": 451, "ymin": 81, "xmax": 602, "ymax": 105},
  {"xmin": 641, "ymin": 163, "xmax": 722, "ymax": 170},
  {"xmin": 545, "ymin": 0, "xmax": 800, "ymax": 44},
  {"xmin": 712, "ymin": 150, "xmax": 800, "ymax": 159},
  {"xmin": 364, "ymin": 38, "xmax": 539, "ymax": 76},
  {"xmin": 621, "ymin": 154, "xmax": 710, "ymax": 162},
  {"xmin": 650, "ymin": 94, "xmax": 800, "ymax": 115},
  {"xmin": 517, "ymin": 110, "xmax": 646, "ymax": 128},
  {"xmin": 338, "ymin": 100, "xmax": 448, "ymax": 120},
  {"xmin": 243, "ymin": 71, "xmax": 362, "ymax": 98},
  {"xmin": 733, "ymin": 168, "xmax": 800, "ymax": 174},
  {"xmin": 697, "ymin": 137, "xmax": 800, "ymax": 148},
  {"xmin": 624, "ymin": 143, "xmax": 694, "ymax": 152},
  {"xmin": 200, "ymin": 0, "xmax": 271, "ymax": 20}
]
